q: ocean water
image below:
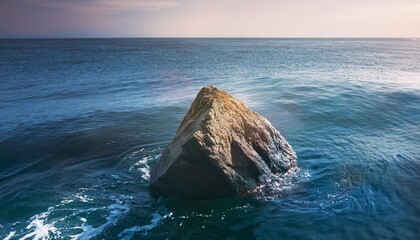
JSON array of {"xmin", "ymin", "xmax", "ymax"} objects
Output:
[{"xmin": 0, "ymin": 38, "xmax": 419, "ymax": 239}]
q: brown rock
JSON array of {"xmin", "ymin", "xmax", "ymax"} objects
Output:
[{"xmin": 150, "ymin": 86, "xmax": 297, "ymax": 199}]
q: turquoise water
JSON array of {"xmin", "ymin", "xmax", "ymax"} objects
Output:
[{"xmin": 0, "ymin": 39, "xmax": 419, "ymax": 239}]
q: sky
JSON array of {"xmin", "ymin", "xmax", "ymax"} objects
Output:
[{"xmin": 0, "ymin": 0, "xmax": 419, "ymax": 38}]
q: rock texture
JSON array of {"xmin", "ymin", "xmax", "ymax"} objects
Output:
[{"xmin": 150, "ymin": 86, "xmax": 297, "ymax": 199}]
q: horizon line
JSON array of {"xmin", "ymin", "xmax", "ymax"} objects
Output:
[{"xmin": 0, "ymin": 36, "xmax": 419, "ymax": 40}]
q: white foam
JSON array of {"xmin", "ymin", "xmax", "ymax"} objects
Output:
[
  {"xmin": 18, "ymin": 207, "xmax": 61, "ymax": 240},
  {"xmin": 251, "ymin": 167, "xmax": 311, "ymax": 199},
  {"xmin": 130, "ymin": 154, "xmax": 161, "ymax": 181},
  {"xmin": 74, "ymin": 193, "xmax": 92, "ymax": 203},
  {"xmin": 60, "ymin": 199, "xmax": 74, "ymax": 204},
  {"xmin": 111, "ymin": 174, "xmax": 122, "ymax": 180},
  {"xmin": 4, "ymin": 231, "xmax": 16, "ymax": 240},
  {"xmin": 118, "ymin": 212, "xmax": 172, "ymax": 240},
  {"xmin": 5, "ymin": 193, "xmax": 132, "ymax": 240},
  {"xmin": 119, "ymin": 146, "xmax": 165, "ymax": 183},
  {"xmin": 139, "ymin": 167, "xmax": 150, "ymax": 181},
  {"xmin": 72, "ymin": 201, "xmax": 130, "ymax": 239}
]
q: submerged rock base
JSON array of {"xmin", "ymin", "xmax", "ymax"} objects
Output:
[{"xmin": 150, "ymin": 86, "xmax": 297, "ymax": 199}]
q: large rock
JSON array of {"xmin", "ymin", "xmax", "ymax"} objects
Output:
[{"xmin": 150, "ymin": 86, "xmax": 297, "ymax": 199}]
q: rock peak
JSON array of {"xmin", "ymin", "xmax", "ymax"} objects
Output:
[
  {"xmin": 195, "ymin": 85, "xmax": 230, "ymax": 105},
  {"xmin": 150, "ymin": 86, "xmax": 297, "ymax": 199}
]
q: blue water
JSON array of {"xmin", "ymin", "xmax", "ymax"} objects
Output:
[{"xmin": 0, "ymin": 38, "xmax": 419, "ymax": 239}]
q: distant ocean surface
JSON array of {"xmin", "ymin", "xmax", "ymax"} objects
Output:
[{"xmin": 0, "ymin": 38, "xmax": 419, "ymax": 239}]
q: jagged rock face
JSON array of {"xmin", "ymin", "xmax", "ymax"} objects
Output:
[{"xmin": 150, "ymin": 86, "xmax": 297, "ymax": 199}]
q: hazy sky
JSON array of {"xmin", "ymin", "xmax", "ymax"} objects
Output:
[{"xmin": 1, "ymin": 0, "xmax": 419, "ymax": 38}]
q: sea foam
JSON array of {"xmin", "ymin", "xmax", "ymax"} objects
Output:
[{"xmin": 118, "ymin": 212, "xmax": 173, "ymax": 240}]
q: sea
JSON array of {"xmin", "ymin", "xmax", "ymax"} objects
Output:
[{"xmin": 0, "ymin": 38, "xmax": 419, "ymax": 239}]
